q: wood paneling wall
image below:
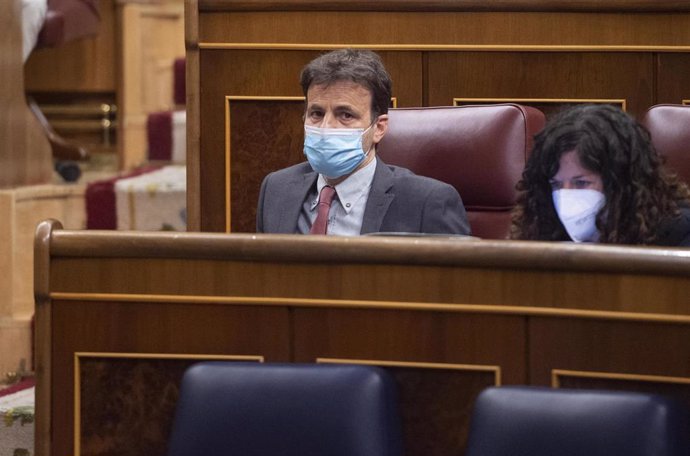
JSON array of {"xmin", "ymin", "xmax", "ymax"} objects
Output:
[{"xmin": 188, "ymin": 1, "xmax": 690, "ymax": 232}]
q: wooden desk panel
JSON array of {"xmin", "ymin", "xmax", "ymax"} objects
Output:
[
  {"xmin": 197, "ymin": 0, "xmax": 690, "ymax": 13},
  {"xmin": 51, "ymin": 299, "xmax": 289, "ymax": 456},
  {"xmin": 294, "ymin": 308, "xmax": 524, "ymax": 456},
  {"xmin": 34, "ymin": 221, "xmax": 690, "ymax": 456},
  {"xmin": 530, "ymin": 317, "xmax": 690, "ymax": 384},
  {"xmin": 47, "ymin": 258, "xmax": 690, "ymax": 315},
  {"xmin": 293, "ymin": 308, "xmax": 525, "ymax": 380}
]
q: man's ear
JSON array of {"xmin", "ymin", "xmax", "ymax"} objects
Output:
[{"xmin": 372, "ymin": 114, "xmax": 388, "ymax": 145}]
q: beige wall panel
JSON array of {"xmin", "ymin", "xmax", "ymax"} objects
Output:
[
  {"xmin": 0, "ymin": 0, "xmax": 52, "ymax": 187},
  {"xmin": 0, "ymin": 194, "xmax": 13, "ymax": 319},
  {"xmin": 13, "ymin": 187, "xmax": 85, "ymax": 316},
  {"xmin": 119, "ymin": 1, "xmax": 185, "ymax": 169},
  {"xmin": 0, "ymin": 185, "xmax": 84, "ymax": 378},
  {"xmin": 0, "ymin": 316, "xmax": 31, "ymax": 377}
]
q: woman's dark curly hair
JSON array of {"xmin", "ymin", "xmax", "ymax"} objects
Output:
[{"xmin": 511, "ymin": 104, "xmax": 690, "ymax": 244}]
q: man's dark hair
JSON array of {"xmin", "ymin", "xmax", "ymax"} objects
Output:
[{"xmin": 300, "ymin": 49, "xmax": 392, "ymax": 121}]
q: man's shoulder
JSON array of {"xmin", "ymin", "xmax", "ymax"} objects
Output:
[{"xmin": 265, "ymin": 161, "xmax": 313, "ymax": 181}]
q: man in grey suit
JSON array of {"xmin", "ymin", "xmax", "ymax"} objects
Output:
[{"xmin": 257, "ymin": 49, "xmax": 470, "ymax": 236}]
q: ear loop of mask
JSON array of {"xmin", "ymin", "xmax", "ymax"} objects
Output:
[{"xmin": 361, "ymin": 116, "xmax": 382, "ymax": 157}]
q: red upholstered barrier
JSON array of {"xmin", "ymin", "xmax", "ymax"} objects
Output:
[
  {"xmin": 174, "ymin": 58, "xmax": 186, "ymax": 106},
  {"xmin": 85, "ymin": 166, "xmax": 160, "ymax": 229},
  {"xmin": 0, "ymin": 378, "xmax": 35, "ymax": 398},
  {"xmin": 147, "ymin": 111, "xmax": 173, "ymax": 161},
  {"xmin": 146, "ymin": 58, "xmax": 186, "ymax": 162}
]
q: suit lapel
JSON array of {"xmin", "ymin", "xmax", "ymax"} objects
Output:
[
  {"xmin": 360, "ymin": 159, "xmax": 395, "ymax": 234},
  {"xmin": 276, "ymin": 167, "xmax": 318, "ymax": 233}
]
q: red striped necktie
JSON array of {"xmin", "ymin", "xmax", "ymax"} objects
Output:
[{"xmin": 310, "ymin": 185, "xmax": 336, "ymax": 235}]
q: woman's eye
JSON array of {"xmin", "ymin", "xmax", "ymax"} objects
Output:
[
  {"xmin": 550, "ymin": 181, "xmax": 562, "ymax": 190},
  {"xmin": 574, "ymin": 180, "xmax": 590, "ymax": 188}
]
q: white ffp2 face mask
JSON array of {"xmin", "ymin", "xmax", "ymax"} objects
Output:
[{"xmin": 552, "ymin": 189, "xmax": 605, "ymax": 242}]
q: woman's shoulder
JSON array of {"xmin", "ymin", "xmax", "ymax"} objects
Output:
[{"xmin": 655, "ymin": 202, "xmax": 690, "ymax": 247}]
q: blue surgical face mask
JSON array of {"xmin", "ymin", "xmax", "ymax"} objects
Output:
[{"xmin": 303, "ymin": 124, "xmax": 373, "ymax": 179}]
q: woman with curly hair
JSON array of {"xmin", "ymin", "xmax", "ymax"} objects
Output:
[{"xmin": 510, "ymin": 104, "xmax": 690, "ymax": 246}]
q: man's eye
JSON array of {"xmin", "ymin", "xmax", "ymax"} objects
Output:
[
  {"xmin": 340, "ymin": 112, "xmax": 354, "ymax": 120},
  {"xmin": 309, "ymin": 111, "xmax": 323, "ymax": 119}
]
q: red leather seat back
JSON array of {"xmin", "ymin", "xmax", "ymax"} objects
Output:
[
  {"xmin": 641, "ymin": 104, "xmax": 690, "ymax": 185},
  {"xmin": 378, "ymin": 104, "xmax": 545, "ymax": 239}
]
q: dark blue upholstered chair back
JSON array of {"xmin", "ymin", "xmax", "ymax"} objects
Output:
[
  {"xmin": 465, "ymin": 386, "xmax": 690, "ymax": 456},
  {"xmin": 167, "ymin": 362, "xmax": 403, "ymax": 456}
]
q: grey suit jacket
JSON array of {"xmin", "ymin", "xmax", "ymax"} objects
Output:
[{"xmin": 256, "ymin": 158, "xmax": 471, "ymax": 235}]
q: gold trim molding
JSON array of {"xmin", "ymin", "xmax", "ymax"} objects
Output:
[
  {"xmin": 682, "ymin": 99, "xmax": 690, "ymax": 106},
  {"xmin": 73, "ymin": 352, "xmax": 264, "ymax": 456},
  {"xmin": 454, "ymin": 97, "xmax": 627, "ymax": 111},
  {"xmin": 551, "ymin": 368, "xmax": 690, "ymax": 388},
  {"xmin": 50, "ymin": 291, "xmax": 690, "ymax": 324},
  {"xmin": 200, "ymin": 43, "xmax": 690, "ymax": 53},
  {"xmin": 318, "ymin": 357, "xmax": 501, "ymax": 385}
]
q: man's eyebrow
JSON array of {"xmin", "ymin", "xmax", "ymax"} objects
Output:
[
  {"xmin": 332, "ymin": 103, "xmax": 360, "ymax": 114},
  {"xmin": 305, "ymin": 101, "xmax": 361, "ymax": 115}
]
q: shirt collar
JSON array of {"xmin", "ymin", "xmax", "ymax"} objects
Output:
[{"xmin": 312, "ymin": 157, "xmax": 377, "ymax": 214}]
